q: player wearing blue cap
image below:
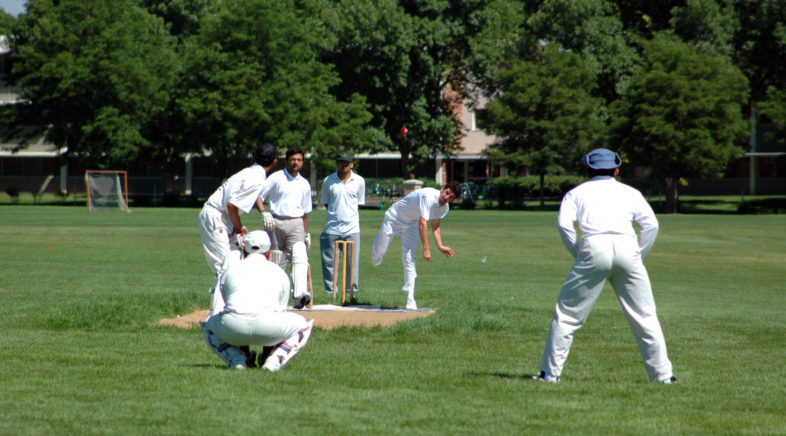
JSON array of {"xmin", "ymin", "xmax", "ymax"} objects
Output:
[{"xmin": 533, "ymin": 148, "xmax": 676, "ymax": 384}]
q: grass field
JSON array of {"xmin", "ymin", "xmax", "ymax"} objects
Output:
[{"xmin": 1, "ymin": 205, "xmax": 784, "ymax": 435}]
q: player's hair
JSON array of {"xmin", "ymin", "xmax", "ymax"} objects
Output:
[
  {"xmin": 587, "ymin": 168, "xmax": 617, "ymax": 177},
  {"xmin": 254, "ymin": 143, "xmax": 277, "ymax": 167},
  {"xmin": 286, "ymin": 147, "xmax": 305, "ymax": 160},
  {"xmin": 443, "ymin": 181, "xmax": 462, "ymax": 200}
]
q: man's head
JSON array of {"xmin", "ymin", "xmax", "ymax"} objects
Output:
[
  {"xmin": 254, "ymin": 143, "xmax": 278, "ymax": 167},
  {"xmin": 242, "ymin": 230, "xmax": 271, "ymax": 256},
  {"xmin": 336, "ymin": 151, "xmax": 354, "ymax": 175},
  {"xmin": 439, "ymin": 182, "xmax": 462, "ymax": 205},
  {"xmin": 581, "ymin": 148, "xmax": 621, "ymax": 177},
  {"xmin": 285, "ymin": 147, "xmax": 305, "ymax": 175}
]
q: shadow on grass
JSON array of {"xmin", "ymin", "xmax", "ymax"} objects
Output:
[
  {"xmin": 648, "ymin": 196, "xmax": 786, "ymax": 214},
  {"xmin": 468, "ymin": 371, "xmax": 538, "ymax": 380}
]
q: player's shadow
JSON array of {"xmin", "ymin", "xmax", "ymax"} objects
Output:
[{"xmin": 467, "ymin": 371, "xmax": 538, "ymax": 380}]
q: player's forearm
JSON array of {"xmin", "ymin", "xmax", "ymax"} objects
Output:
[
  {"xmin": 302, "ymin": 214, "xmax": 308, "ymax": 232},
  {"xmin": 419, "ymin": 218, "xmax": 430, "ymax": 250},
  {"xmin": 256, "ymin": 197, "xmax": 266, "ymax": 212},
  {"xmin": 227, "ymin": 203, "xmax": 243, "ymax": 231}
]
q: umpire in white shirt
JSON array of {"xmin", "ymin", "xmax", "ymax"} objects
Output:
[
  {"xmin": 533, "ymin": 148, "xmax": 676, "ymax": 384},
  {"xmin": 319, "ymin": 152, "xmax": 365, "ymax": 298}
]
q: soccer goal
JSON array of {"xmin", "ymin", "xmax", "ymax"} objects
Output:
[{"xmin": 85, "ymin": 170, "xmax": 129, "ymax": 212}]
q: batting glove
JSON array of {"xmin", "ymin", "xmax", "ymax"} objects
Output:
[
  {"xmin": 304, "ymin": 232, "xmax": 311, "ymax": 250},
  {"xmin": 231, "ymin": 226, "xmax": 247, "ymax": 250},
  {"xmin": 261, "ymin": 211, "xmax": 274, "ymax": 231}
]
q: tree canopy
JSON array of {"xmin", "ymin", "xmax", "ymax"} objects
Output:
[
  {"xmin": 1, "ymin": 0, "xmax": 784, "ymax": 205},
  {"xmin": 5, "ymin": 0, "xmax": 179, "ymax": 170},
  {"xmin": 610, "ymin": 35, "xmax": 749, "ymax": 212}
]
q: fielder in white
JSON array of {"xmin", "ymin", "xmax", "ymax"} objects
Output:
[
  {"xmin": 198, "ymin": 143, "xmax": 278, "ymax": 315},
  {"xmin": 319, "ymin": 152, "xmax": 365, "ymax": 298},
  {"xmin": 259, "ymin": 147, "xmax": 313, "ymax": 309},
  {"xmin": 533, "ymin": 148, "xmax": 675, "ymax": 384},
  {"xmin": 201, "ymin": 231, "xmax": 315, "ymax": 371},
  {"xmin": 371, "ymin": 182, "xmax": 461, "ymax": 310}
]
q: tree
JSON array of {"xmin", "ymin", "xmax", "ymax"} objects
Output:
[
  {"xmin": 610, "ymin": 35, "xmax": 749, "ymax": 213},
  {"xmin": 323, "ymin": 0, "xmax": 470, "ymax": 178},
  {"xmin": 526, "ymin": 0, "xmax": 642, "ymax": 102},
  {"xmin": 3, "ymin": 0, "xmax": 179, "ymax": 173},
  {"xmin": 481, "ymin": 45, "xmax": 606, "ymax": 207},
  {"xmin": 177, "ymin": 0, "xmax": 372, "ymax": 178}
]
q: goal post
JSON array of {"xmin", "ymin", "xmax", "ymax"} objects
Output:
[{"xmin": 85, "ymin": 170, "xmax": 129, "ymax": 212}]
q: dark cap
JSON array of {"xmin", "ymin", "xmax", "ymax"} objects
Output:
[
  {"xmin": 254, "ymin": 143, "xmax": 277, "ymax": 166},
  {"xmin": 336, "ymin": 151, "xmax": 354, "ymax": 162},
  {"xmin": 580, "ymin": 148, "xmax": 621, "ymax": 170}
]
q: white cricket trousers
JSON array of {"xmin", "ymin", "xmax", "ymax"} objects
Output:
[
  {"xmin": 540, "ymin": 234, "xmax": 673, "ymax": 382},
  {"xmin": 207, "ymin": 311, "xmax": 309, "ymax": 347},
  {"xmin": 371, "ymin": 216, "xmax": 419, "ymax": 294},
  {"xmin": 198, "ymin": 205, "xmax": 232, "ymax": 274}
]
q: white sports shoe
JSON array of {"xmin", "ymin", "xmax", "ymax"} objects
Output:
[
  {"xmin": 231, "ymin": 361, "xmax": 247, "ymax": 370},
  {"xmin": 532, "ymin": 371, "xmax": 559, "ymax": 383},
  {"xmin": 406, "ymin": 296, "xmax": 418, "ymax": 310}
]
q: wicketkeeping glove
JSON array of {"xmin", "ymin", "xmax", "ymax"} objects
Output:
[
  {"xmin": 261, "ymin": 211, "xmax": 274, "ymax": 231},
  {"xmin": 304, "ymin": 232, "xmax": 311, "ymax": 250}
]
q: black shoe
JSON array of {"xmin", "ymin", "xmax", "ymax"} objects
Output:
[
  {"xmin": 240, "ymin": 346, "xmax": 257, "ymax": 368},
  {"xmin": 293, "ymin": 294, "xmax": 311, "ymax": 309}
]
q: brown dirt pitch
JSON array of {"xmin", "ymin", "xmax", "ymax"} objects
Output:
[{"xmin": 157, "ymin": 305, "xmax": 435, "ymax": 330}]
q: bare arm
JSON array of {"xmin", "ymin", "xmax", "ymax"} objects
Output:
[
  {"xmin": 302, "ymin": 214, "xmax": 308, "ymax": 233},
  {"xmin": 419, "ymin": 217, "xmax": 431, "ymax": 261},
  {"xmin": 256, "ymin": 197, "xmax": 266, "ymax": 212},
  {"xmin": 431, "ymin": 219, "xmax": 454, "ymax": 258},
  {"xmin": 227, "ymin": 203, "xmax": 243, "ymax": 232}
]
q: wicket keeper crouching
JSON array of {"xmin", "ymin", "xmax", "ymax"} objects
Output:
[{"xmin": 201, "ymin": 231, "xmax": 314, "ymax": 371}]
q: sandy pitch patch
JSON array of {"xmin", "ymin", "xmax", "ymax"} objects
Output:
[{"xmin": 157, "ymin": 305, "xmax": 435, "ymax": 330}]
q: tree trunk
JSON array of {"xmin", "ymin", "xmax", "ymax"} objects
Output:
[
  {"xmin": 399, "ymin": 140, "xmax": 411, "ymax": 179},
  {"xmin": 161, "ymin": 147, "xmax": 178, "ymax": 193},
  {"xmin": 539, "ymin": 172, "xmax": 545, "ymax": 209},
  {"xmin": 664, "ymin": 176, "xmax": 680, "ymax": 214}
]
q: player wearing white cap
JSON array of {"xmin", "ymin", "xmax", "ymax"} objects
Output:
[
  {"xmin": 371, "ymin": 182, "xmax": 461, "ymax": 310},
  {"xmin": 201, "ymin": 231, "xmax": 314, "ymax": 371},
  {"xmin": 259, "ymin": 147, "xmax": 314, "ymax": 309},
  {"xmin": 533, "ymin": 148, "xmax": 676, "ymax": 384}
]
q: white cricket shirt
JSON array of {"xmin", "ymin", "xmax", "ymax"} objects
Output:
[
  {"xmin": 219, "ymin": 253, "xmax": 291, "ymax": 315},
  {"xmin": 204, "ymin": 164, "xmax": 267, "ymax": 214},
  {"xmin": 387, "ymin": 187, "xmax": 449, "ymax": 225},
  {"xmin": 557, "ymin": 176, "xmax": 658, "ymax": 259},
  {"xmin": 320, "ymin": 171, "xmax": 366, "ymax": 235},
  {"xmin": 260, "ymin": 168, "xmax": 313, "ymax": 218}
]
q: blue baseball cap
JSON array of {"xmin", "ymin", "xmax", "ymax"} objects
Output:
[{"xmin": 581, "ymin": 148, "xmax": 621, "ymax": 170}]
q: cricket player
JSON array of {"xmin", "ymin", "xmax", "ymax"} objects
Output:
[
  {"xmin": 259, "ymin": 147, "xmax": 313, "ymax": 309},
  {"xmin": 371, "ymin": 182, "xmax": 461, "ymax": 309},
  {"xmin": 198, "ymin": 143, "xmax": 278, "ymax": 315},
  {"xmin": 201, "ymin": 230, "xmax": 315, "ymax": 371},
  {"xmin": 533, "ymin": 148, "xmax": 676, "ymax": 384},
  {"xmin": 319, "ymin": 152, "xmax": 365, "ymax": 299}
]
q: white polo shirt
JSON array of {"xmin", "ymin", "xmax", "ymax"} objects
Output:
[
  {"xmin": 320, "ymin": 171, "xmax": 365, "ymax": 235},
  {"xmin": 204, "ymin": 164, "xmax": 267, "ymax": 214},
  {"xmin": 557, "ymin": 176, "xmax": 659, "ymax": 259},
  {"xmin": 220, "ymin": 253, "xmax": 291, "ymax": 315},
  {"xmin": 260, "ymin": 168, "xmax": 313, "ymax": 218},
  {"xmin": 386, "ymin": 187, "xmax": 449, "ymax": 225}
]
